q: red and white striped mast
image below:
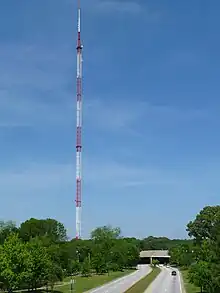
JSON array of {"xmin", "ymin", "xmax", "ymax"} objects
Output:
[{"xmin": 75, "ymin": 0, "xmax": 83, "ymax": 239}]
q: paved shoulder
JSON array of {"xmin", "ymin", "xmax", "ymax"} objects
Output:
[
  {"xmin": 85, "ymin": 265, "xmax": 152, "ymax": 293},
  {"xmin": 144, "ymin": 267, "xmax": 183, "ymax": 293}
]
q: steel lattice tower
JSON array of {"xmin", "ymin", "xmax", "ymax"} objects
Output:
[{"xmin": 75, "ymin": 0, "xmax": 83, "ymax": 239}]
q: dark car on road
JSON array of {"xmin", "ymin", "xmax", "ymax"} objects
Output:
[{"xmin": 171, "ymin": 270, "xmax": 177, "ymax": 276}]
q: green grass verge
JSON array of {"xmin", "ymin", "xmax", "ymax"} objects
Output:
[
  {"xmin": 24, "ymin": 270, "xmax": 133, "ymax": 293},
  {"xmin": 61, "ymin": 270, "xmax": 134, "ymax": 293},
  {"xmin": 181, "ymin": 270, "xmax": 201, "ymax": 293},
  {"xmin": 18, "ymin": 270, "xmax": 134, "ymax": 293},
  {"xmin": 124, "ymin": 267, "xmax": 161, "ymax": 293}
]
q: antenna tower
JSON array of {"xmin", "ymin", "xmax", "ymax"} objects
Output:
[{"xmin": 75, "ymin": 0, "xmax": 83, "ymax": 239}]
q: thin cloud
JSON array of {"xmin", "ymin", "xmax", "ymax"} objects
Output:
[
  {"xmin": 0, "ymin": 158, "xmax": 185, "ymax": 196},
  {"xmin": 0, "ymin": 44, "xmax": 72, "ymax": 91},
  {"xmin": 144, "ymin": 104, "xmax": 209, "ymax": 121},
  {"xmin": 85, "ymin": 158, "xmax": 185, "ymax": 188},
  {"xmin": 97, "ymin": 0, "xmax": 141, "ymax": 14},
  {"xmin": 3, "ymin": 156, "xmax": 219, "ymax": 196},
  {"xmin": 84, "ymin": 99, "xmax": 142, "ymax": 132},
  {"xmin": 0, "ymin": 44, "xmax": 211, "ymax": 131},
  {"xmin": 0, "ymin": 163, "xmax": 74, "ymax": 193},
  {"xmin": 0, "ymin": 91, "xmax": 74, "ymax": 128},
  {"xmin": 93, "ymin": 0, "xmax": 162, "ymax": 21},
  {"xmin": 85, "ymin": 99, "xmax": 211, "ymax": 134},
  {"xmin": 0, "ymin": 89, "xmax": 211, "ymax": 131}
]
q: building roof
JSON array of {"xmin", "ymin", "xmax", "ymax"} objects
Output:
[{"xmin": 140, "ymin": 250, "xmax": 170, "ymax": 258}]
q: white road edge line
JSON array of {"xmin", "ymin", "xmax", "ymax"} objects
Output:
[
  {"xmin": 86, "ymin": 270, "xmax": 139, "ymax": 293},
  {"xmin": 178, "ymin": 270, "xmax": 183, "ymax": 293}
]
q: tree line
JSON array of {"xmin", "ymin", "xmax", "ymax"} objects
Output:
[
  {"xmin": 0, "ymin": 219, "xmax": 140, "ymax": 291},
  {"xmin": 0, "ymin": 217, "xmax": 190, "ymax": 291},
  {"xmin": 169, "ymin": 205, "xmax": 220, "ymax": 293},
  {"xmin": 1, "ymin": 205, "xmax": 218, "ymax": 292}
]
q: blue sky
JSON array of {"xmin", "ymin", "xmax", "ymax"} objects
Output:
[{"xmin": 0, "ymin": 0, "xmax": 220, "ymax": 239}]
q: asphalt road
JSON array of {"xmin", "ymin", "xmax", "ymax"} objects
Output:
[
  {"xmin": 85, "ymin": 265, "xmax": 152, "ymax": 293},
  {"xmin": 144, "ymin": 266, "xmax": 183, "ymax": 293}
]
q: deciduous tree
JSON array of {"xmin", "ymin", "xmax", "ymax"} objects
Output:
[
  {"xmin": 0, "ymin": 234, "xmax": 30, "ymax": 289},
  {"xmin": 19, "ymin": 218, "xmax": 67, "ymax": 242}
]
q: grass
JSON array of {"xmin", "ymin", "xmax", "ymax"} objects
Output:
[
  {"xmin": 124, "ymin": 267, "xmax": 161, "ymax": 293},
  {"xmin": 28, "ymin": 270, "xmax": 134, "ymax": 293},
  {"xmin": 181, "ymin": 270, "xmax": 202, "ymax": 293},
  {"xmin": 63, "ymin": 270, "xmax": 134, "ymax": 292}
]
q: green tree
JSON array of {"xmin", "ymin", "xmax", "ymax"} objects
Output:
[
  {"xmin": 187, "ymin": 205, "xmax": 220, "ymax": 292},
  {"xmin": 187, "ymin": 205, "xmax": 220, "ymax": 243},
  {"xmin": 91, "ymin": 246, "xmax": 107, "ymax": 274},
  {"xmin": 0, "ymin": 221, "xmax": 18, "ymax": 245},
  {"xmin": 91, "ymin": 226, "xmax": 121, "ymax": 242},
  {"xmin": 71, "ymin": 260, "xmax": 81, "ymax": 275},
  {"xmin": 188, "ymin": 261, "xmax": 212, "ymax": 293},
  {"xmin": 57, "ymin": 242, "xmax": 76, "ymax": 274},
  {"xmin": 0, "ymin": 234, "xmax": 30, "ymax": 289},
  {"xmin": 152, "ymin": 259, "xmax": 159, "ymax": 267},
  {"xmin": 25, "ymin": 238, "xmax": 57, "ymax": 290},
  {"xmin": 169, "ymin": 243, "xmax": 193, "ymax": 267},
  {"xmin": 110, "ymin": 242, "xmax": 126, "ymax": 271},
  {"xmin": 140, "ymin": 236, "xmax": 192, "ymax": 251},
  {"xmin": 141, "ymin": 236, "xmax": 170, "ymax": 250},
  {"xmin": 19, "ymin": 218, "xmax": 67, "ymax": 242},
  {"xmin": 47, "ymin": 262, "xmax": 63, "ymax": 292},
  {"xmin": 91, "ymin": 226, "xmax": 121, "ymax": 274},
  {"xmin": 81, "ymin": 257, "xmax": 91, "ymax": 277},
  {"xmin": 110, "ymin": 239, "xmax": 139, "ymax": 270},
  {"xmin": 125, "ymin": 241, "xmax": 140, "ymax": 268}
]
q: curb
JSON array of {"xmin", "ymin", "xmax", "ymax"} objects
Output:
[{"xmin": 179, "ymin": 271, "xmax": 186, "ymax": 293}]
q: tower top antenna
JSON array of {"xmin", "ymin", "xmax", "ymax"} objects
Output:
[{"xmin": 77, "ymin": 0, "xmax": 81, "ymax": 33}]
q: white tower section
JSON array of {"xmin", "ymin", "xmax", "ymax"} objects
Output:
[{"xmin": 75, "ymin": 3, "xmax": 83, "ymax": 240}]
